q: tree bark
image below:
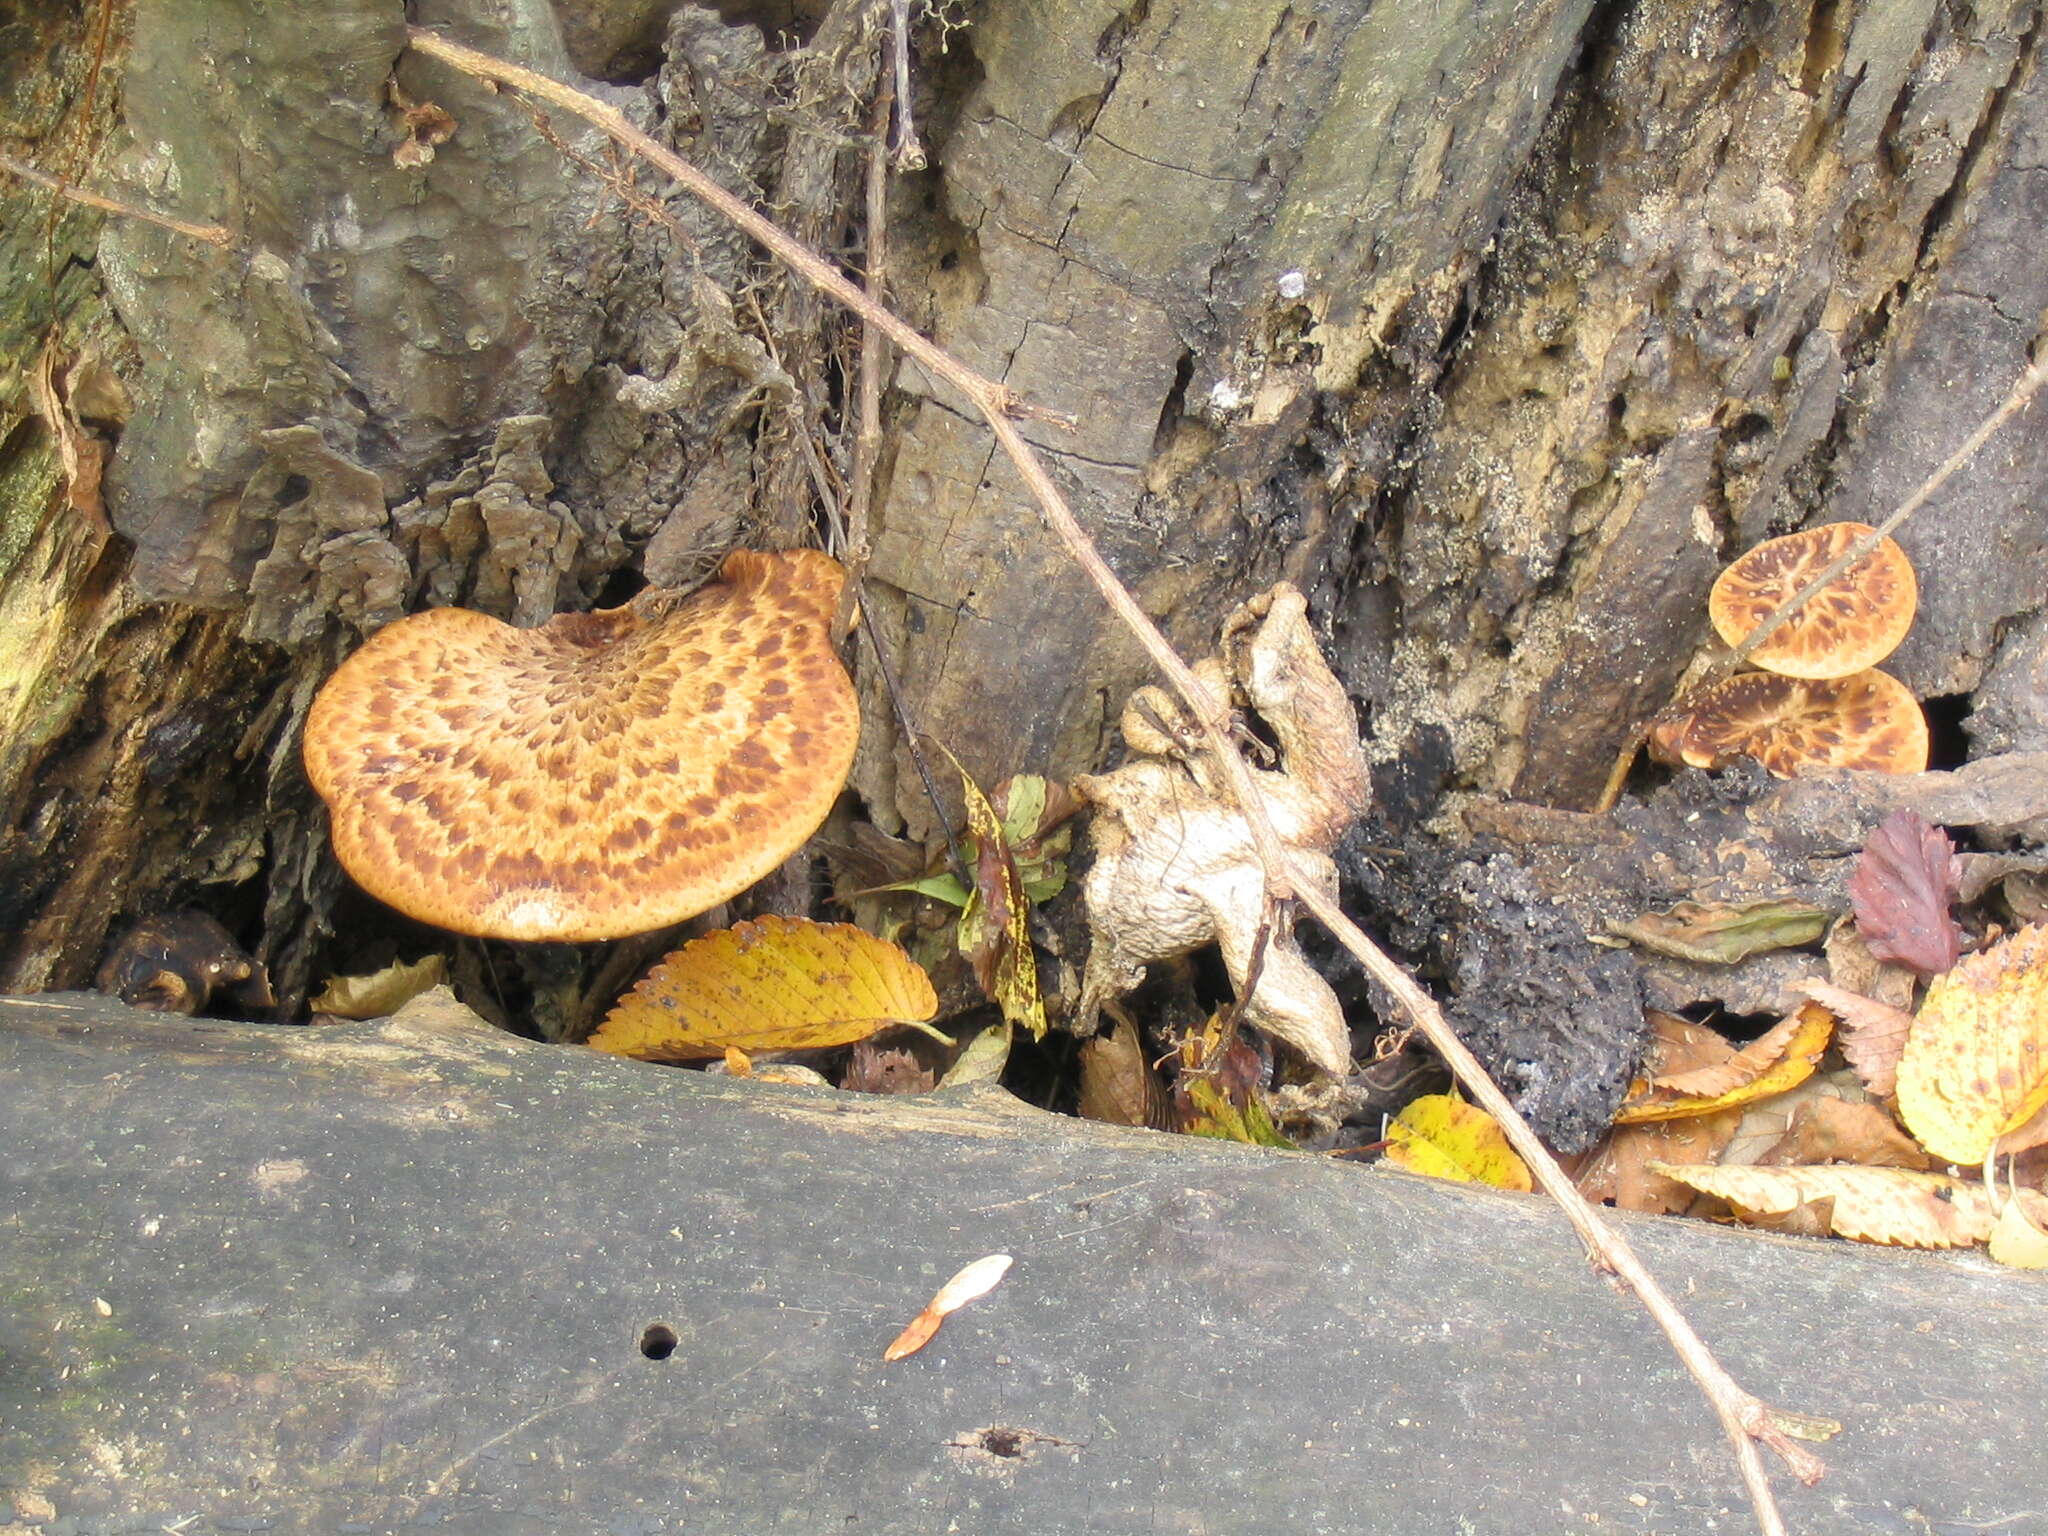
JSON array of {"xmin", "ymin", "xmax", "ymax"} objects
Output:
[{"xmin": 0, "ymin": 0, "xmax": 2042, "ymax": 1005}]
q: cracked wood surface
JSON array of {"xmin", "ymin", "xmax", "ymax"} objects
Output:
[{"xmin": 857, "ymin": 0, "xmax": 1595, "ymax": 834}]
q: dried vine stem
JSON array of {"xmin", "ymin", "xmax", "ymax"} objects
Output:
[
  {"xmin": 0, "ymin": 150, "xmax": 233, "ymax": 246},
  {"xmin": 404, "ymin": 28, "xmax": 1815, "ymax": 1528}
]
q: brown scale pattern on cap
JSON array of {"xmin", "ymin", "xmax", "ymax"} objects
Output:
[
  {"xmin": 1648, "ymin": 668, "xmax": 1929, "ymax": 778},
  {"xmin": 1709, "ymin": 522, "xmax": 1917, "ymax": 679},
  {"xmin": 303, "ymin": 548, "xmax": 857, "ymax": 941}
]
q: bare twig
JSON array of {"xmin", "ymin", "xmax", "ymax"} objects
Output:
[
  {"xmin": 840, "ymin": 81, "xmax": 894, "ymax": 641},
  {"xmin": 791, "ymin": 400, "xmax": 971, "ymax": 884},
  {"xmin": 886, "ymin": 0, "xmax": 925, "ymax": 170},
  {"xmin": 402, "ymin": 30, "xmax": 1816, "ymax": 1528},
  {"xmin": 0, "ymin": 150, "xmax": 232, "ymax": 247}
]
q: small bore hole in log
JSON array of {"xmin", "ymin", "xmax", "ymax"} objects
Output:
[{"xmin": 639, "ymin": 1323, "xmax": 678, "ymax": 1360}]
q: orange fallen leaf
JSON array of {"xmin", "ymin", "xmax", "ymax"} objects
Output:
[
  {"xmin": 1573, "ymin": 1108, "xmax": 1743, "ymax": 1214},
  {"xmin": 1794, "ymin": 979, "xmax": 1915, "ymax": 1098},
  {"xmin": 591, "ymin": 916, "xmax": 938, "ymax": 1061},
  {"xmin": 1384, "ymin": 1094, "xmax": 1532, "ymax": 1191},
  {"xmin": 1647, "ymin": 1162, "xmax": 2048, "ymax": 1248},
  {"xmin": 1895, "ymin": 924, "xmax": 2048, "ymax": 1163},
  {"xmin": 1616, "ymin": 1004, "xmax": 1834, "ymax": 1123},
  {"xmin": 884, "ymin": 1253, "xmax": 1013, "ymax": 1362}
]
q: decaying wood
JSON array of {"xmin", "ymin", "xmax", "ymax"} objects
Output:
[
  {"xmin": 6, "ymin": 7, "xmax": 2048, "ymax": 1527},
  {"xmin": 7, "ymin": 994, "xmax": 2042, "ymax": 1535},
  {"xmin": 404, "ymin": 33, "xmax": 1827, "ymax": 1523}
]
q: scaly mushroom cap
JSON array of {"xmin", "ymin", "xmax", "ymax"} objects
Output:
[
  {"xmin": 1708, "ymin": 522, "xmax": 1917, "ymax": 678},
  {"xmin": 304, "ymin": 549, "xmax": 858, "ymax": 941},
  {"xmin": 1646, "ymin": 668, "xmax": 1928, "ymax": 778}
]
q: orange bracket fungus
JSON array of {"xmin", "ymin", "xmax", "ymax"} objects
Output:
[
  {"xmin": 1708, "ymin": 521, "xmax": 1918, "ymax": 678},
  {"xmin": 1647, "ymin": 669, "xmax": 1930, "ymax": 777},
  {"xmin": 1651, "ymin": 522, "xmax": 1928, "ymax": 780},
  {"xmin": 304, "ymin": 549, "xmax": 858, "ymax": 941}
]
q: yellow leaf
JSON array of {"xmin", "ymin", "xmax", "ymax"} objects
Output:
[
  {"xmin": 590, "ymin": 916, "xmax": 937, "ymax": 1061},
  {"xmin": 310, "ymin": 954, "xmax": 448, "ymax": 1018},
  {"xmin": 1385, "ymin": 1095, "xmax": 1533, "ymax": 1191},
  {"xmin": 1646, "ymin": 1161, "xmax": 2048, "ymax": 1248},
  {"xmin": 1896, "ymin": 924, "xmax": 2048, "ymax": 1164},
  {"xmin": 1615, "ymin": 1004, "xmax": 1834, "ymax": 1123},
  {"xmin": 940, "ymin": 745, "xmax": 1047, "ymax": 1041},
  {"xmin": 1988, "ymin": 1198, "xmax": 2048, "ymax": 1269},
  {"xmin": 1181, "ymin": 1076, "xmax": 1294, "ymax": 1148}
]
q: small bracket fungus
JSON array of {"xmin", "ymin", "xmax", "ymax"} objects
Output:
[
  {"xmin": 1646, "ymin": 669, "xmax": 1930, "ymax": 777},
  {"xmin": 304, "ymin": 548, "xmax": 858, "ymax": 941},
  {"xmin": 1076, "ymin": 584, "xmax": 1370, "ymax": 1077},
  {"xmin": 1708, "ymin": 522, "xmax": 1917, "ymax": 678}
]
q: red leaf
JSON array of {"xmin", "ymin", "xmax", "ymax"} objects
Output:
[{"xmin": 1846, "ymin": 811, "xmax": 1962, "ymax": 976}]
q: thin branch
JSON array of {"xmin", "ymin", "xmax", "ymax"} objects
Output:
[
  {"xmin": 886, "ymin": 0, "xmax": 925, "ymax": 170},
  {"xmin": 401, "ymin": 30, "xmax": 1815, "ymax": 1529},
  {"xmin": 0, "ymin": 150, "xmax": 233, "ymax": 246},
  {"xmin": 841, "ymin": 80, "xmax": 893, "ymax": 638}
]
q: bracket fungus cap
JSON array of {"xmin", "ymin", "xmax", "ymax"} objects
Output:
[
  {"xmin": 1708, "ymin": 522, "xmax": 1917, "ymax": 679},
  {"xmin": 1647, "ymin": 668, "xmax": 1928, "ymax": 778},
  {"xmin": 304, "ymin": 548, "xmax": 858, "ymax": 942}
]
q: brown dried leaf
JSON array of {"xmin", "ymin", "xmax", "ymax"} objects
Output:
[
  {"xmin": 1077, "ymin": 1022, "xmax": 1172, "ymax": 1130},
  {"xmin": 1744, "ymin": 1196, "xmax": 1837, "ymax": 1238},
  {"xmin": 1847, "ymin": 810, "xmax": 1962, "ymax": 975},
  {"xmin": 309, "ymin": 954, "xmax": 448, "ymax": 1019},
  {"xmin": 1755, "ymin": 1096, "xmax": 1931, "ymax": 1170},
  {"xmin": 1823, "ymin": 921, "xmax": 1917, "ymax": 1009},
  {"xmin": 843, "ymin": 1039, "xmax": 937, "ymax": 1096},
  {"xmin": 1573, "ymin": 1108, "xmax": 1743, "ymax": 1214},
  {"xmin": 28, "ymin": 338, "xmax": 111, "ymax": 547},
  {"xmin": 1793, "ymin": 978, "xmax": 1915, "ymax": 1098},
  {"xmin": 1646, "ymin": 1162, "xmax": 2047, "ymax": 1247}
]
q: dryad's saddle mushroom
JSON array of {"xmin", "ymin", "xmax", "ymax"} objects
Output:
[
  {"xmin": 1708, "ymin": 521, "xmax": 1917, "ymax": 678},
  {"xmin": 1647, "ymin": 669, "xmax": 1930, "ymax": 777},
  {"xmin": 304, "ymin": 548, "xmax": 858, "ymax": 942},
  {"xmin": 1651, "ymin": 520, "xmax": 1929, "ymax": 779}
]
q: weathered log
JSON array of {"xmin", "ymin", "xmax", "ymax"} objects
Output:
[{"xmin": 3, "ymin": 991, "xmax": 2041, "ymax": 1533}]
